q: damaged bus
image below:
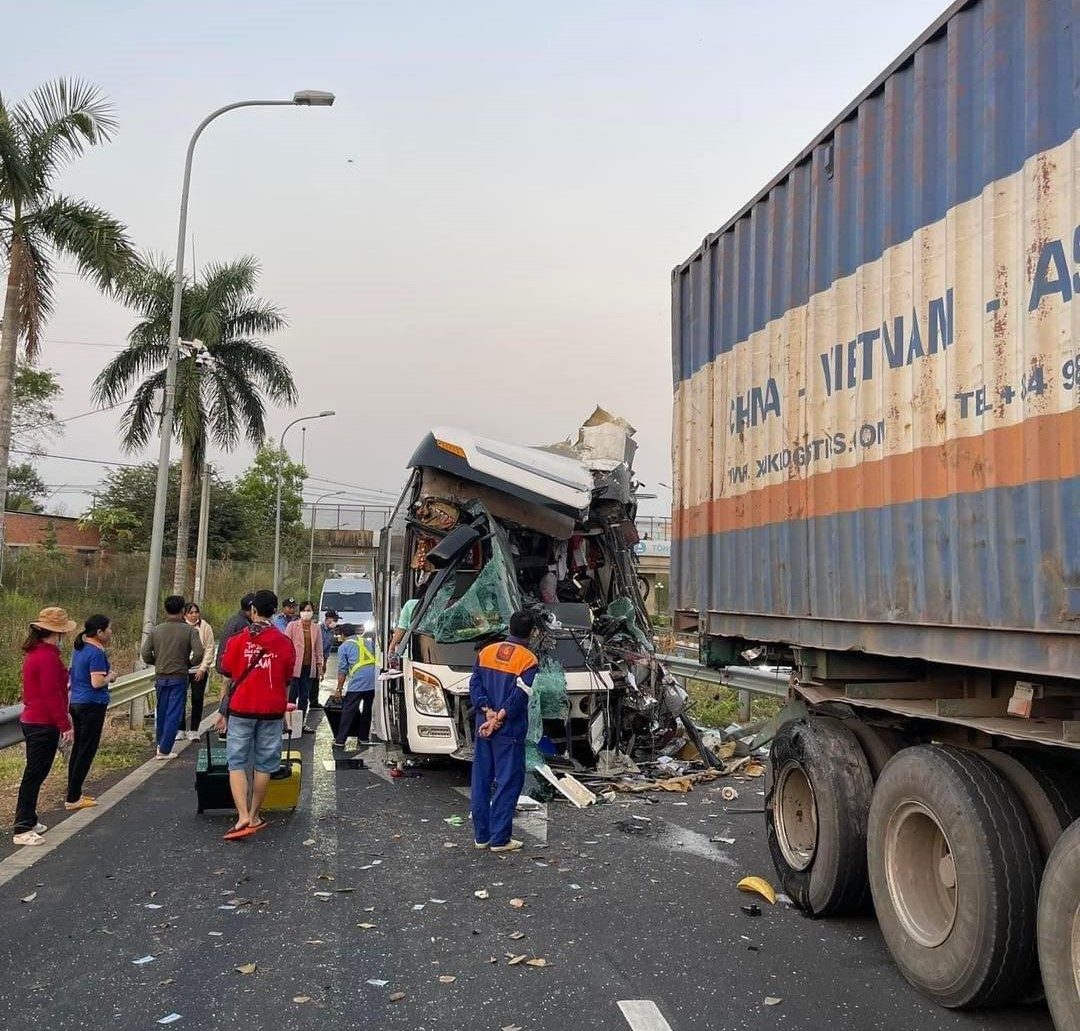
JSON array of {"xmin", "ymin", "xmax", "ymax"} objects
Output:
[{"xmin": 373, "ymin": 411, "xmax": 691, "ymax": 767}]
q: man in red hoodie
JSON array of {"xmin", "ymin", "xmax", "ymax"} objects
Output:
[{"xmin": 216, "ymin": 589, "xmax": 295, "ymax": 840}]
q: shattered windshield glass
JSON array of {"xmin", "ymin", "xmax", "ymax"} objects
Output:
[{"xmin": 416, "ymin": 531, "xmax": 521, "ymax": 643}]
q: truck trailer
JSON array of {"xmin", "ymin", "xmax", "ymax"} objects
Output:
[{"xmin": 671, "ymin": 0, "xmax": 1079, "ymax": 1025}]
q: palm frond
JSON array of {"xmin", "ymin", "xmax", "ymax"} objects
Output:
[
  {"xmin": 9, "ymin": 232, "xmax": 54, "ymax": 359},
  {"xmin": 14, "ymin": 80, "xmax": 116, "ymax": 171},
  {"xmin": 212, "ymin": 339, "xmax": 299, "ymax": 405},
  {"xmin": 213, "ymin": 362, "xmax": 269, "ymax": 447},
  {"xmin": 92, "ymin": 337, "xmax": 171, "ymax": 407},
  {"xmin": 33, "ymin": 194, "xmax": 136, "ymax": 291},
  {"xmin": 116, "ymin": 372, "xmax": 165, "ymax": 452},
  {"xmin": 0, "ymin": 94, "xmax": 33, "ymax": 207}
]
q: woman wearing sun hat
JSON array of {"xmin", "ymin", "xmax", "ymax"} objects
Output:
[{"xmin": 12, "ymin": 606, "xmax": 77, "ymax": 846}]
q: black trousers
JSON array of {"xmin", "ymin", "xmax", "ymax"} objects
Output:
[
  {"xmin": 188, "ymin": 673, "xmax": 206, "ymax": 731},
  {"xmin": 335, "ymin": 691, "xmax": 374, "ymax": 744},
  {"xmin": 14, "ymin": 722, "xmax": 59, "ymax": 833},
  {"xmin": 67, "ymin": 703, "xmax": 107, "ymax": 804}
]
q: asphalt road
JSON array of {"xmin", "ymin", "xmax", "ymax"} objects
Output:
[{"xmin": 0, "ymin": 708, "xmax": 1055, "ymax": 1031}]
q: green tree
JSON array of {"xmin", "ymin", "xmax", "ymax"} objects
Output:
[
  {"xmin": 6, "ymin": 462, "xmax": 47, "ymax": 512},
  {"xmin": 233, "ymin": 444, "xmax": 307, "ymax": 560},
  {"xmin": 92, "ymin": 255, "xmax": 296, "ymax": 594},
  {"xmin": 88, "ymin": 461, "xmax": 259, "ymax": 561},
  {"xmin": 12, "ymin": 362, "xmax": 61, "ymax": 453},
  {"xmin": 0, "ymin": 79, "xmax": 135, "ymax": 561}
]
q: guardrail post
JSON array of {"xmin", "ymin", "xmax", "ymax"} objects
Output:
[
  {"xmin": 738, "ymin": 690, "xmax": 751, "ymax": 722},
  {"xmin": 130, "ymin": 695, "xmax": 146, "ymax": 731}
]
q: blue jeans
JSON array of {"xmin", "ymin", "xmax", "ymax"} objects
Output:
[
  {"xmin": 471, "ymin": 733, "xmax": 525, "ymax": 847},
  {"xmin": 155, "ymin": 678, "xmax": 188, "ymax": 753},
  {"xmin": 226, "ymin": 717, "xmax": 283, "ymax": 774}
]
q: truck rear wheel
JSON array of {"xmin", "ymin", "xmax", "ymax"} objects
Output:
[
  {"xmin": 766, "ymin": 716, "xmax": 873, "ymax": 916},
  {"xmin": 1039, "ymin": 818, "xmax": 1080, "ymax": 1031},
  {"xmin": 845, "ymin": 720, "xmax": 909, "ymax": 780},
  {"xmin": 982, "ymin": 749, "xmax": 1080, "ymax": 861},
  {"xmin": 867, "ymin": 745, "xmax": 1040, "ymax": 1008}
]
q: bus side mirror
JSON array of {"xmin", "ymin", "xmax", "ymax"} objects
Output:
[{"xmin": 426, "ymin": 524, "xmax": 481, "ymax": 569}]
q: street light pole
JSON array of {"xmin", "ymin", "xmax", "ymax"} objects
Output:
[
  {"xmin": 307, "ymin": 490, "xmax": 343, "ymax": 599},
  {"xmin": 273, "ymin": 410, "xmax": 335, "ymax": 596},
  {"xmin": 139, "ymin": 90, "xmax": 335, "ymax": 651}
]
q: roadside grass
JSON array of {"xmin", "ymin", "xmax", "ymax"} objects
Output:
[
  {"xmin": 686, "ymin": 679, "xmax": 784, "ymax": 728},
  {"xmin": 0, "ymin": 713, "xmax": 154, "ymax": 820}
]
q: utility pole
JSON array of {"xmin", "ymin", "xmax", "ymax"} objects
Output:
[{"xmin": 192, "ymin": 462, "xmax": 211, "ymax": 604}]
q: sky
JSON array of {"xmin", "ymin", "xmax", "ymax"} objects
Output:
[{"xmin": 6, "ymin": 0, "xmax": 949, "ymax": 521}]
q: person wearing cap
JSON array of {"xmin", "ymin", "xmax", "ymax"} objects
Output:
[
  {"xmin": 318, "ymin": 610, "xmax": 339, "ymax": 663},
  {"xmin": 13, "ymin": 607, "xmax": 77, "ymax": 846},
  {"xmin": 272, "ymin": 598, "xmax": 298, "ymax": 633},
  {"xmin": 332, "ymin": 623, "xmax": 379, "ymax": 748}
]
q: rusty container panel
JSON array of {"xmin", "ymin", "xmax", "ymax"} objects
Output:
[{"xmin": 671, "ymin": 0, "xmax": 1080, "ymax": 678}]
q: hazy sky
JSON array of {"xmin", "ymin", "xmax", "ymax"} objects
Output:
[{"xmin": 7, "ymin": 0, "xmax": 948, "ymax": 520}]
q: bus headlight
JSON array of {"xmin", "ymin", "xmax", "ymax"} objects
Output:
[{"xmin": 412, "ymin": 668, "xmax": 447, "ymax": 716}]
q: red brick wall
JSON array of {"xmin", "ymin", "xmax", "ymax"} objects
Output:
[{"xmin": 5, "ymin": 513, "xmax": 101, "ymax": 551}]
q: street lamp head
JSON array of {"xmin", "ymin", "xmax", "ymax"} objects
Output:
[
  {"xmin": 293, "ymin": 90, "xmax": 335, "ymax": 107},
  {"xmin": 318, "ymin": 410, "xmax": 335, "ymax": 417}
]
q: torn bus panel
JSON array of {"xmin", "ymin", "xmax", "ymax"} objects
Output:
[{"xmin": 375, "ymin": 411, "xmax": 685, "ymax": 766}]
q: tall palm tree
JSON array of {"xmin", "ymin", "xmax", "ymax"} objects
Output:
[
  {"xmin": 0, "ymin": 79, "xmax": 135, "ymax": 562},
  {"xmin": 94, "ymin": 254, "xmax": 297, "ymax": 593}
]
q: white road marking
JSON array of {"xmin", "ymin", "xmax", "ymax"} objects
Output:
[
  {"xmin": 618, "ymin": 1000, "xmax": 675, "ymax": 1031},
  {"xmin": 453, "ymin": 785, "xmax": 549, "ymax": 843},
  {"xmin": 0, "ymin": 711, "xmax": 219, "ymax": 889}
]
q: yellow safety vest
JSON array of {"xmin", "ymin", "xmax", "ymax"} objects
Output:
[{"xmin": 347, "ymin": 637, "xmax": 377, "ymax": 678}]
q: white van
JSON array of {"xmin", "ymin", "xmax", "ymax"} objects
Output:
[{"xmin": 319, "ymin": 576, "xmax": 376, "ymax": 636}]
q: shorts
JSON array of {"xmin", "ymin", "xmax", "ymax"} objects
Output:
[{"xmin": 226, "ymin": 716, "xmax": 282, "ymax": 774}]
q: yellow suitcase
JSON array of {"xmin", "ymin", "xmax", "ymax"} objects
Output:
[{"xmin": 263, "ymin": 749, "xmax": 302, "ymax": 811}]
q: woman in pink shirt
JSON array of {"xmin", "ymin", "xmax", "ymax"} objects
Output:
[
  {"xmin": 13, "ymin": 606, "xmax": 77, "ymax": 846},
  {"xmin": 284, "ymin": 600, "xmax": 324, "ymax": 735}
]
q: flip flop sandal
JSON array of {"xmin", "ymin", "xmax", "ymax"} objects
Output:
[
  {"xmin": 223, "ymin": 825, "xmax": 255, "ymax": 841},
  {"xmin": 248, "ymin": 821, "xmax": 269, "ymax": 834}
]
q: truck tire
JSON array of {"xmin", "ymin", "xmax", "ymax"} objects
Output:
[
  {"xmin": 982, "ymin": 749, "xmax": 1080, "ymax": 861},
  {"xmin": 845, "ymin": 720, "xmax": 909, "ymax": 780},
  {"xmin": 1039, "ymin": 819, "xmax": 1080, "ymax": 1031},
  {"xmin": 766, "ymin": 715, "xmax": 873, "ymax": 916},
  {"xmin": 867, "ymin": 745, "xmax": 1040, "ymax": 1008}
]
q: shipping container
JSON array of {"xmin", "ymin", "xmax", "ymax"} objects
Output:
[
  {"xmin": 670, "ymin": 1, "xmax": 1080, "ymax": 1025},
  {"xmin": 672, "ymin": 0, "xmax": 1079, "ymax": 679}
]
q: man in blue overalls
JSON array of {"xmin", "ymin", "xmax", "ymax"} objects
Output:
[
  {"xmin": 332, "ymin": 623, "xmax": 378, "ymax": 747},
  {"xmin": 470, "ymin": 611, "xmax": 539, "ymax": 853}
]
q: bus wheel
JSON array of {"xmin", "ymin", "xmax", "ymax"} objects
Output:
[
  {"xmin": 766, "ymin": 716, "xmax": 873, "ymax": 915},
  {"xmin": 1039, "ymin": 819, "xmax": 1080, "ymax": 1031},
  {"xmin": 868, "ymin": 745, "xmax": 1040, "ymax": 1008}
]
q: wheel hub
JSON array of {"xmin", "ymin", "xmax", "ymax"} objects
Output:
[
  {"xmin": 1071, "ymin": 903, "xmax": 1080, "ymax": 999},
  {"xmin": 884, "ymin": 800, "xmax": 958, "ymax": 948},
  {"xmin": 773, "ymin": 760, "xmax": 818, "ymax": 871}
]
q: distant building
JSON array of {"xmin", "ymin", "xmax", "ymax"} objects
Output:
[{"xmin": 4, "ymin": 512, "xmax": 100, "ymax": 555}]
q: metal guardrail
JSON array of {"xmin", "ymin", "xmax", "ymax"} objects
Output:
[
  {"xmin": 656, "ymin": 653, "xmax": 792, "ymax": 699},
  {"xmin": 0, "ymin": 668, "xmax": 158, "ymax": 751}
]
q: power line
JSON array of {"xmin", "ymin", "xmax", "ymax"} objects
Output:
[
  {"xmin": 11, "ymin": 448, "xmax": 141, "ymax": 468},
  {"xmin": 54, "ymin": 400, "xmax": 126, "ymax": 425},
  {"xmin": 304, "ymin": 473, "xmax": 399, "ymax": 497}
]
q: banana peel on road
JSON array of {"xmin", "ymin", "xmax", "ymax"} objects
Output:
[{"xmin": 737, "ymin": 876, "xmax": 777, "ymax": 905}]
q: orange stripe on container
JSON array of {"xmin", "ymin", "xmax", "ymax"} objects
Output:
[{"xmin": 674, "ymin": 407, "xmax": 1080, "ymax": 539}]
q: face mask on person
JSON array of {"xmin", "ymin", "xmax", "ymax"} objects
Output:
[{"xmin": 300, "ymin": 611, "xmax": 314, "ymax": 622}]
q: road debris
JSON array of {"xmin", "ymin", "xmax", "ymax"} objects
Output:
[
  {"xmin": 292, "ymin": 996, "xmax": 312, "ymax": 1004},
  {"xmin": 366, "ymin": 979, "xmax": 389, "ymax": 987},
  {"xmin": 157, "ymin": 1016, "xmax": 182, "ymax": 1025},
  {"xmin": 389, "ymin": 991, "xmax": 406, "ymax": 1002},
  {"xmin": 737, "ymin": 876, "xmax": 777, "ymax": 905},
  {"xmin": 741, "ymin": 904, "xmax": 762, "ymax": 917},
  {"xmin": 444, "ymin": 815, "xmax": 464, "ymax": 827},
  {"xmin": 509, "ymin": 931, "xmax": 525, "ymax": 940},
  {"xmin": 132, "ymin": 955, "xmax": 156, "ymax": 965},
  {"xmin": 526, "ymin": 958, "xmax": 548, "ymax": 967},
  {"xmin": 509, "ymin": 898, "xmax": 527, "ymax": 908},
  {"xmin": 357, "ymin": 923, "xmax": 376, "ymax": 930},
  {"xmin": 764, "ymin": 997, "xmax": 782, "ymax": 1006},
  {"xmin": 438, "ymin": 975, "xmax": 457, "ymax": 983},
  {"xmin": 234, "ymin": 963, "xmax": 257, "ymax": 975},
  {"xmin": 507, "ymin": 954, "xmax": 527, "ymax": 965},
  {"xmin": 474, "ymin": 890, "xmax": 490, "ymax": 900}
]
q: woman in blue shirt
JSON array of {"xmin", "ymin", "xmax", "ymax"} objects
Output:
[{"xmin": 66, "ymin": 614, "xmax": 116, "ymax": 810}]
